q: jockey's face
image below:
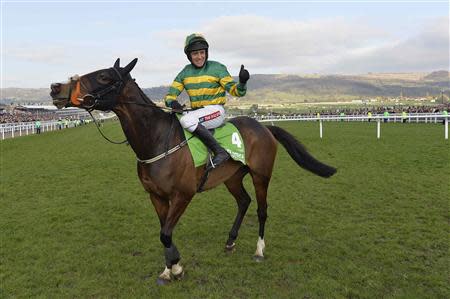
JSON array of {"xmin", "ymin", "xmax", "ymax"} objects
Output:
[{"xmin": 190, "ymin": 49, "xmax": 206, "ymax": 68}]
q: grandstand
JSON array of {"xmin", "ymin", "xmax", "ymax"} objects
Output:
[
  {"xmin": 1, "ymin": 104, "xmax": 89, "ymax": 124},
  {"xmin": 14, "ymin": 104, "xmax": 89, "ymax": 118}
]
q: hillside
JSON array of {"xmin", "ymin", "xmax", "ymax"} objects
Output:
[
  {"xmin": 1, "ymin": 71, "xmax": 448, "ymax": 105},
  {"xmin": 243, "ymin": 72, "xmax": 449, "ymax": 103},
  {"xmin": 423, "ymin": 70, "xmax": 450, "ymax": 81}
]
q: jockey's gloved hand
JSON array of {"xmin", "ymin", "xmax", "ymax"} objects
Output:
[
  {"xmin": 239, "ymin": 64, "xmax": 250, "ymax": 84},
  {"xmin": 170, "ymin": 101, "xmax": 183, "ymax": 111}
]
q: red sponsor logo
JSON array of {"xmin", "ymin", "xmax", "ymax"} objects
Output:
[{"xmin": 202, "ymin": 111, "xmax": 221, "ymax": 121}]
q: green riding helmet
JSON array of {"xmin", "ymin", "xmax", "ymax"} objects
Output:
[
  {"xmin": 184, "ymin": 33, "xmax": 209, "ymax": 54},
  {"xmin": 184, "ymin": 33, "xmax": 209, "ymax": 64}
]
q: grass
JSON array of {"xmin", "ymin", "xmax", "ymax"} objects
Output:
[{"xmin": 1, "ymin": 121, "xmax": 449, "ymax": 298}]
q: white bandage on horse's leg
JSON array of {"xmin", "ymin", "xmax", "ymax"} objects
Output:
[
  {"xmin": 159, "ymin": 266, "xmax": 172, "ymax": 280},
  {"xmin": 254, "ymin": 237, "xmax": 265, "ymax": 257},
  {"xmin": 171, "ymin": 263, "xmax": 183, "ymax": 276}
]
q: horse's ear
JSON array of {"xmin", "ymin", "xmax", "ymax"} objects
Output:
[
  {"xmin": 114, "ymin": 58, "xmax": 120, "ymax": 69},
  {"xmin": 121, "ymin": 58, "xmax": 138, "ymax": 76}
]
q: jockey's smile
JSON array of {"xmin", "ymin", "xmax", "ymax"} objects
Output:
[{"xmin": 190, "ymin": 49, "xmax": 206, "ymax": 68}]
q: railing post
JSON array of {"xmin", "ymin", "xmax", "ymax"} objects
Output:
[
  {"xmin": 19, "ymin": 125, "xmax": 22, "ymax": 136},
  {"xmin": 319, "ymin": 120, "xmax": 323, "ymax": 139},
  {"xmin": 445, "ymin": 118, "xmax": 448, "ymax": 140},
  {"xmin": 2, "ymin": 128, "xmax": 4, "ymax": 140},
  {"xmin": 377, "ymin": 119, "xmax": 381, "ymax": 139},
  {"xmin": 12, "ymin": 125, "xmax": 15, "ymax": 138}
]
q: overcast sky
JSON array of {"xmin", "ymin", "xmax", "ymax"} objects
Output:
[{"xmin": 1, "ymin": 1, "xmax": 449, "ymax": 88}]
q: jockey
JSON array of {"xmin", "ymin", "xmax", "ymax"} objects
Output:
[{"xmin": 165, "ymin": 33, "xmax": 250, "ymax": 170}]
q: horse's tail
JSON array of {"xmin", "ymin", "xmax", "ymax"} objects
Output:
[{"xmin": 266, "ymin": 125, "xmax": 337, "ymax": 178}]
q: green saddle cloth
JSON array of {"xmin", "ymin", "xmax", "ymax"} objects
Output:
[{"xmin": 182, "ymin": 122, "xmax": 246, "ymax": 167}]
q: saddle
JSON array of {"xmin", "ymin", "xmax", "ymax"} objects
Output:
[
  {"xmin": 180, "ymin": 122, "xmax": 246, "ymax": 193},
  {"xmin": 181, "ymin": 122, "xmax": 246, "ymax": 168}
]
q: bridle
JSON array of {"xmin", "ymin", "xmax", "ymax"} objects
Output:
[
  {"xmin": 64, "ymin": 67, "xmax": 129, "ymax": 144},
  {"xmin": 75, "ymin": 67, "xmax": 126, "ymax": 112},
  {"xmin": 68, "ymin": 67, "xmax": 192, "ymax": 161},
  {"xmin": 69, "ymin": 67, "xmax": 184, "ymax": 113}
]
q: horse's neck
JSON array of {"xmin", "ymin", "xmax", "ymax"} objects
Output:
[{"xmin": 113, "ymin": 82, "xmax": 175, "ymax": 159}]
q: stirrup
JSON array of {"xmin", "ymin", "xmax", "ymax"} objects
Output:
[
  {"xmin": 208, "ymin": 152, "xmax": 230, "ymax": 170},
  {"xmin": 208, "ymin": 155, "xmax": 216, "ymax": 169}
]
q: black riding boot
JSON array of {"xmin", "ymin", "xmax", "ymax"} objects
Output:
[{"xmin": 193, "ymin": 124, "xmax": 230, "ymax": 169}]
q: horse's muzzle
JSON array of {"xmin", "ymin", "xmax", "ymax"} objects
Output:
[
  {"xmin": 50, "ymin": 82, "xmax": 71, "ymax": 109},
  {"xmin": 50, "ymin": 83, "xmax": 61, "ymax": 95}
]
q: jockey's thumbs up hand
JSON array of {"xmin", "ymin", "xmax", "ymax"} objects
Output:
[{"xmin": 239, "ymin": 64, "xmax": 250, "ymax": 84}]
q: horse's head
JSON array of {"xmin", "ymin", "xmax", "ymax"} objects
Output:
[{"xmin": 50, "ymin": 58, "xmax": 138, "ymax": 111}]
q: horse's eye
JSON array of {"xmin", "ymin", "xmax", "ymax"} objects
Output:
[{"xmin": 97, "ymin": 72, "xmax": 111, "ymax": 84}]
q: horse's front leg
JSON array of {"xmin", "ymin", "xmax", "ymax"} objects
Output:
[
  {"xmin": 156, "ymin": 193, "xmax": 191, "ymax": 285},
  {"xmin": 148, "ymin": 193, "xmax": 173, "ymax": 283}
]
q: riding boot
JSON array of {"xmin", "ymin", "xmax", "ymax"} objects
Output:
[{"xmin": 193, "ymin": 124, "xmax": 230, "ymax": 169}]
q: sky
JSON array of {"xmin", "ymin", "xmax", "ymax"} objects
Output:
[{"xmin": 1, "ymin": 1, "xmax": 449, "ymax": 88}]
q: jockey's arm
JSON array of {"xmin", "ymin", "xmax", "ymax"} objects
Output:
[
  {"xmin": 218, "ymin": 66, "xmax": 246, "ymax": 97},
  {"xmin": 165, "ymin": 78, "xmax": 185, "ymax": 107}
]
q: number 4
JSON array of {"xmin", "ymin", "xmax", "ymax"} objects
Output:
[{"xmin": 231, "ymin": 132, "xmax": 242, "ymax": 148}]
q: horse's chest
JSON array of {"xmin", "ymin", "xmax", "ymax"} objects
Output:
[{"xmin": 138, "ymin": 164, "xmax": 171, "ymax": 194}]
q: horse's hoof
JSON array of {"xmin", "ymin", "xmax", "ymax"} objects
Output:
[
  {"xmin": 253, "ymin": 255, "xmax": 264, "ymax": 262},
  {"xmin": 173, "ymin": 270, "xmax": 184, "ymax": 280},
  {"xmin": 156, "ymin": 278, "xmax": 171, "ymax": 286},
  {"xmin": 225, "ymin": 242, "xmax": 236, "ymax": 253}
]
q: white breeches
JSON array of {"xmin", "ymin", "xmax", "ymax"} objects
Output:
[{"xmin": 179, "ymin": 105, "xmax": 226, "ymax": 132}]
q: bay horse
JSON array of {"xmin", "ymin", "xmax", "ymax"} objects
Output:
[{"xmin": 50, "ymin": 58, "xmax": 336, "ymax": 285}]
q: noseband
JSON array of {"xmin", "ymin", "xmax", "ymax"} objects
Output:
[{"xmin": 70, "ymin": 67, "xmax": 126, "ymax": 111}]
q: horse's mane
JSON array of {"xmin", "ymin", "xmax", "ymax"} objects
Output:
[
  {"xmin": 133, "ymin": 81, "xmax": 156, "ymax": 106},
  {"xmin": 132, "ymin": 80, "xmax": 181, "ymax": 121}
]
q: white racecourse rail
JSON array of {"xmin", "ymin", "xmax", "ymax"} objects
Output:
[
  {"xmin": 1, "ymin": 113, "xmax": 448, "ymax": 140},
  {"xmin": 0, "ymin": 114, "xmax": 116, "ymax": 140},
  {"xmin": 255, "ymin": 113, "xmax": 449, "ymax": 140}
]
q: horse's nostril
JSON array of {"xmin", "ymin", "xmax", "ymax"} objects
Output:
[{"xmin": 51, "ymin": 83, "xmax": 61, "ymax": 94}]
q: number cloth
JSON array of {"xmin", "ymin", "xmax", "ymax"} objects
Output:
[{"xmin": 179, "ymin": 118, "xmax": 246, "ymax": 167}]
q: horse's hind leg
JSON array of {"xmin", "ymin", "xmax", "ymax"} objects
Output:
[
  {"xmin": 250, "ymin": 173, "xmax": 270, "ymax": 262},
  {"xmin": 224, "ymin": 166, "xmax": 251, "ymax": 252}
]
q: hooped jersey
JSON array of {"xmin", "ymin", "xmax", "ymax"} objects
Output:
[{"xmin": 165, "ymin": 61, "xmax": 246, "ymax": 109}]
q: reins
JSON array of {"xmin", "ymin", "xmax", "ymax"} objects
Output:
[
  {"xmin": 81, "ymin": 76, "xmax": 192, "ymax": 163},
  {"xmin": 87, "ymin": 110, "xmax": 128, "ymax": 144},
  {"xmin": 86, "ymin": 101, "xmax": 188, "ymax": 145}
]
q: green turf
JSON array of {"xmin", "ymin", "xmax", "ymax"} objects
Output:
[{"xmin": 1, "ymin": 121, "xmax": 449, "ymax": 298}]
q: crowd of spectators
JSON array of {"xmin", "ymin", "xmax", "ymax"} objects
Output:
[
  {"xmin": 259, "ymin": 104, "xmax": 449, "ymax": 117},
  {"xmin": 309, "ymin": 105, "xmax": 449, "ymax": 117},
  {"xmin": 2, "ymin": 104, "xmax": 448, "ymax": 123},
  {"xmin": 0, "ymin": 108, "xmax": 92, "ymax": 124},
  {"xmin": 0, "ymin": 111, "xmax": 57, "ymax": 123}
]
